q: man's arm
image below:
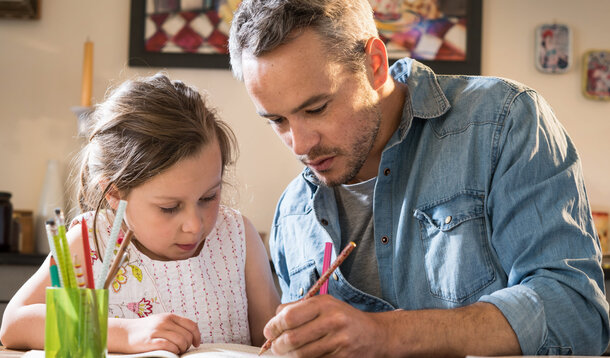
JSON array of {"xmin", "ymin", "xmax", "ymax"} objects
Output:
[
  {"xmin": 263, "ymin": 295, "xmax": 520, "ymax": 357},
  {"xmin": 484, "ymin": 89, "xmax": 609, "ymax": 354}
]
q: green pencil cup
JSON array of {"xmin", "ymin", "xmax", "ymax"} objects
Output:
[{"xmin": 45, "ymin": 287, "xmax": 108, "ymax": 358}]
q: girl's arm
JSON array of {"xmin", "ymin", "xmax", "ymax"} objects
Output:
[
  {"xmin": 243, "ymin": 216, "xmax": 281, "ymax": 346},
  {"xmin": 0, "ymin": 252, "xmax": 50, "ymax": 349},
  {"xmin": 0, "ymin": 223, "xmax": 201, "ymax": 354}
]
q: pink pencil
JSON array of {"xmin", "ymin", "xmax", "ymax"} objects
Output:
[
  {"xmin": 81, "ymin": 218, "xmax": 95, "ymax": 289},
  {"xmin": 320, "ymin": 242, "xmax": 332, "ymax": 295}
]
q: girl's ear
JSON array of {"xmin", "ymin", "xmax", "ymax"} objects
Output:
[
  {"xmin": 364, "ymin": 36, "xmax": 390, "ymax": 91},
  {"xmin": 100, "ymin": 180, "xmax": 120, "ymax": 210}
]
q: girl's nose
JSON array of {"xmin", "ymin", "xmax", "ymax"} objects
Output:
[{"xmin": 182, "ymin": 208, "xmax": 203, "ymax": 234}]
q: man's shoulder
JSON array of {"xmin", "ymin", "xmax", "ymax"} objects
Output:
[
  {"xmin": 274, "ymin": 170, "xmax": 316, "ymax": 215},
  {"xmin": 392, "ymin": 57, "xmax": 535, "ymax": 106}
]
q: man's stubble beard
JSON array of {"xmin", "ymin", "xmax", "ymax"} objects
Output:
[{"xmin": 307, "ymin": 102, "xmax": 382, "ymax": 187}]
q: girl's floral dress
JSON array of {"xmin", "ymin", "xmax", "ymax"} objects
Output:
[{"xmin": 69, "ymin": 205, "xmax": 251, "ymax": 345}]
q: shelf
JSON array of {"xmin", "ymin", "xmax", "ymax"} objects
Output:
[{"xmin": 0, "ymin": 252, "xmax": 46, "ymax": 266}]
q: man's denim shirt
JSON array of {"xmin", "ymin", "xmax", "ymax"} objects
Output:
[{"xmin": 269, "ymin": 58, "xmax": 610, "ymax": 355}]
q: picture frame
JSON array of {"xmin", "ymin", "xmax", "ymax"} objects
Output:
[
  {"xmin": 582, "ymin": 49, "xmax": 610, "ymax": 101},
  {"xmin": 373, "ymin": 0, "xmax": 482, "ymax": 75},
  {"xmin": 593, "ymin": 211, "xmax": 609, "ymax": 256},
  {"xmin": 534, "ymin": 23, "xmax": 571, "ymax": 74},
  {"xmin": 128, "ymin": 0, "xmax": 237, "ymax": 69},
  {"xmin": 0, "ymin": 0, "xmax": 40, "ymax": 20},
  {"xmin": 129, "ymin": 0, "xmax": 481, "ymax": 74}
]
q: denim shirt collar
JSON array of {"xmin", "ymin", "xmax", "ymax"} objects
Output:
[{"xmin": 302, "ymin": 58, "xmax": 451, "ymax": 186}]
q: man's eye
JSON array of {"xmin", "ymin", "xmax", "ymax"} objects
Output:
[
  {"xmin": 268, "ymin": 117, "xmax": 285, "ymax": 125},
  {"xmin": 306, "ymin": 103, "xmax": 327, "ymax": 114}
]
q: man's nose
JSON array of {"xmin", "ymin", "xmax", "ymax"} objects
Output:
[{"xmin": 287, "ymin": 120, "xmax": 319, "ymax": 156}]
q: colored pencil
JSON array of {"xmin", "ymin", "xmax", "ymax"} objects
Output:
[
  {"xmin": 320, "ymin": 242, "xmax": 333, "ymax": 295},
  {"xmin": 49, "ymin": 255, "xmax": 61, "ymax": 288},
  {"xmin": 258, "ymin": 241, "xmax": 356, "ymax": 355},
  {"xmin": 73, "ymin": 254, "xmax": 86, "ymax": 288},
  {"xmin": 45, "ymin": 220, "xmax": 64, "ymax": 288},
  {"xmin": 96, "ymin": 200, "xmax": 127, "ymax": 289},
  {"xmin": 55, "ymin": 208, "xmax": 78, "ymax": 288},
  {"xmin": 103, "ymin": 230, "xmax": 133, "ymax": 289},
  {"xmin": 81, "ymin": 218, "xmax": 95, "ymax": 289}
]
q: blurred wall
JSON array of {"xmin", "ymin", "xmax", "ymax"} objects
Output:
[{"xmin": 0, "ymin": 0, "xmax": 608, "ymax": 253}]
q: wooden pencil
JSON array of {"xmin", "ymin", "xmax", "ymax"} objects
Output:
[
  {"xmin": 103, "ymin": 230, "xmax": 133, "ymax": 290},
  {"xmin": 258, "ymin": 241, "xmax": 356, "ymax": 355},
  {"xmin": 81, "ymin": 217, "xmax": 96, "ymax": 289}
]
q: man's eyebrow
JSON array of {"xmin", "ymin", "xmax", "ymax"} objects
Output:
[{"xmin": 257, "ymin": 94, "xmax": 331, "ymax": 118}]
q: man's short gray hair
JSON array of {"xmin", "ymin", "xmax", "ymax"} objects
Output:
[{"xmin": 228, "ymin": 0, "xmax": 378, "ymax": 81}]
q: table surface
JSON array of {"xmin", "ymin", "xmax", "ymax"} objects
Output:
[
  {"xmin": 2, "ymin": 347, "xmax": 609, "ymax": 358},
  {"xmin": 0, "ymin": 346, "xmax": 26, "ymax": 357}
]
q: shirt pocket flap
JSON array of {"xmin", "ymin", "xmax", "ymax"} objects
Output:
[
  {"xmin": 413, "ymin": 192, "xmax": 485, "ymax": 232},
  {"xmin": 287, "ymin": 259, "xmax": 319, "ymax": 301}
]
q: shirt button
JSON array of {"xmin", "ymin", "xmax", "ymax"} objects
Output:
[
  {"xmin": 299, "ymin": 287, "xmax": 304, "ymax": 296},
  {"xmin": 381, "ymin": 236, "xmax": 389, "ymax": 244},
  {"xmin": 384, "ymin": 168, "xmax": 391, "ymax": 176},
  {"xmin": 320, "ymin": 218, "xmax": 328, "ymax": 226},
  {"xmin": 332, "ymin": 273, "xmax": 338, "ymax": 281},
  {"xmin": 445, "ymin": 216, "xmax": 452, "ymax": 224}
]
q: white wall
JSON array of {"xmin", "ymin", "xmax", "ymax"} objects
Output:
[
  {"xmin": 0, "ymin": 0, "xmax": 303, "ymax": 250},
  {"xmin": 0, "ymin": 0, "xmax": 609, "ymax": 252}
]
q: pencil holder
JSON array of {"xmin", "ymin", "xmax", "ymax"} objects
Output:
[{"xmin": 45, "ymin": 287, "xmax": 108, "ymax": 358}]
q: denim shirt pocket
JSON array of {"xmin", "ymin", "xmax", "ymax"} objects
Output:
[
  {"xmin": 287, "ymin": 259, "xmax": 319, "ymax": 302},
  {"xmin": 413, "ymin": 192, "xmax": 495, "ymax": 303}
]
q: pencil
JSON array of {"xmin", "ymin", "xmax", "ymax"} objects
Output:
[
  {"xmin": 45, "ymin": 220, "xmax": 64, "ymax": 288},
  {"xmin": 258, "ymin": 241, "xmax": 356, "ymax": 355},
  {"xmin": 81, "ymin": 218, "xmax": 95, "ymax": 289},
  {"xmin": 97, "ymin": 200, "xmax": 127, "ymax": 289},
  {"xmin": 74, "ymin": 254, "xmax": 86, "ymax": 288},
  {"xmin": 49, "ymin": 255, "xmax": 61, "ymax": 288},
  {"xmin": 320, "ymin": 242, "xmax": 333, "ymax": 295},
  {"xmin": 103, "ymin": 230, "xmax": 133, "ymax": 290},
  {"xmin": 55, "ymin": 208, "xmax": 78, "ymax": 288}
]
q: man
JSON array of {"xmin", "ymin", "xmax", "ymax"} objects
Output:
[{"xmin": 228, "ymin": 0, "xmax": 609, "ymax": 356}]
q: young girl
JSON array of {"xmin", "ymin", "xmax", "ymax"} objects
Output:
[{"xmin": 0, "ymin": 74, "xmax": 280, "ymax": 354}]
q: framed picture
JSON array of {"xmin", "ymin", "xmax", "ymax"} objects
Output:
[
  {"xmin": 593, "ymin": 211, "xmax": 609, "ymax": 256},
  {"xmin": 535, "ymin": 23, "xmax": 571, "ymax": 74},
  {"xmin": 128, "ymin": 0, "xmax": 239, "ymax": 69},
  {"xmin": 0, "ymin": 0, "xmax": 40, "ymax": 19},
  {"xmin": 582, "ymin": 50, "xmax": 610, "ymax": 101},
  {"xmin": 371, "ymin": 0, "xmax": 482, "ymax": 75},
  {"xmin": 129, "ymin": 0, "xmax": 481, "ymax": 73}
]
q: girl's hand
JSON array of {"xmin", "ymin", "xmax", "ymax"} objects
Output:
[{"xmin": 113, "ymin": 313, "xmax": 201, "ymax": 354}]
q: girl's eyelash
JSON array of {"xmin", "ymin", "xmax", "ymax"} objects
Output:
[
  {"xmin": 161, "ymin": 206, "xmax": 179, "ymax": 214},
  {"xmin": 160, "ymin": 192, "xmax": 218, "ymax": 213},
  {"xmin": 201, "ymin": 193, "xmax": 218, "ymax": 202}
]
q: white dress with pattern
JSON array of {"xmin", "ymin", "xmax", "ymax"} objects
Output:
[{"xmin": 69, "ymin": 205, "xmax": 251, "ymax": 345}]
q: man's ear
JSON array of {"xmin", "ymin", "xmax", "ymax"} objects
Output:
[
  {"xmin": 364, "ymin": 37, "xmax": 389, "ymax": 91},
  {"xmin": 100, "ymin": 181, "xmax": 120, "ymax": 210}
]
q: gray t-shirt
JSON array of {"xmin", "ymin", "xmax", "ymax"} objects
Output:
[{"xmin": 333, "ymin": 177, "xmax": 382, "ymax": 297}]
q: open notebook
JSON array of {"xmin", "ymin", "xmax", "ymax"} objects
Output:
[{"xmin": 24, "ymin": 343, "xmax": 286, "ymax": 357}]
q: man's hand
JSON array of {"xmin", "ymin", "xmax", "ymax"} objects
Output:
[
  {"xmin": 264, "ymin": 295, "xmax": 387, "ymax": 358},
  {"xmin": 263, "ymin": 295, "xmax": 522, "ymax": 357},
  {"xmin": 113, "ymin": 313, "xmax": 201, "ymax": 354}
]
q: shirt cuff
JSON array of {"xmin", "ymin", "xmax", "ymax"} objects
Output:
[{"xmin": 479, "ymin": 284, "xmax": 546, "ymax": 354}]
